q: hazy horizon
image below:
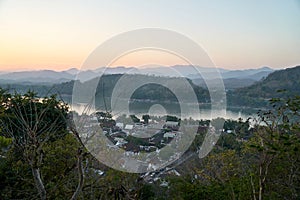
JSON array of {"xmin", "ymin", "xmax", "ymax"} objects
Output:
[
  {"xmin": 0, "ymin": 64, "xmax": 287, "ymax": 73},
  {"xmin": 1, "ymin": 0, "xmax": 300, "ymax": 71}
]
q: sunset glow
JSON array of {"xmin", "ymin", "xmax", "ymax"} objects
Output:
[{"xmin": 0, "ymin": 0, "xmax": 300, "ymax": 71}]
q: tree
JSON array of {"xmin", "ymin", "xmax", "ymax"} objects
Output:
[
  {"xmin": 130, "ymin": 115, "xmax": 140, "ymax": 123},
  {"xmin": 247, "ymin": 96, "xmax": 300, "ymax": 200},
  {"xmin": 96, "ymin": 111, "xmax": 116, "ymax": 128},
  {"xmin": 0, "ymin": 90, "xmax": 68, "ymax": 200},
  {"xmin": 166, "ymin": 115, "xmax": 179, "ymax": 122},
  {"xmin": 142, "ymin": 114, "xmax": 150, "ymax": 124}
]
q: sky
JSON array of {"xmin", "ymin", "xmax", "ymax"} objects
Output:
[{"xmin": 0, "ymin": 0, "xmax": 300, "ymax": 71}]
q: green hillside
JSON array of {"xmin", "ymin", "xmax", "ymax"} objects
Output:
[
  {"xmin": 228, "ymin": 66, "xmax": 300, "ymax": 107},
  {"xmin": 239, "ymin": 66, "xmax": 300, "ymax": 98}
]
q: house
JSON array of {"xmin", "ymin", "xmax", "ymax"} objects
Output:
[
  {"xmin": 140, "ymin": 145, "xmax": 157, "ymax": 152},
  {"xmin": 90, "ymin": 116, "xmax": 98, "ymax": 121},
  {"xmin": 165, "ymin": 121, "xmax": 179, "ymax": 126},
  {"xmin": 92, "ymin": 169, "xmax": 105, "ymax": 176},
  {"xmin": 114, "ymin": 137, "xmax": 127, "ymax": 146},
  {"xmin": 116, "ymin": 122, "xmax": 124, "ymax": 129},
  {"xmin": 166, "ymin": 169, "xmax": 181, "ymax": 176},
  {"xmin": 163, "ymin": 132, "xmax": 176, "ymax": 138},
  {"xmin": 124, "ymin": 124, "xmax": 134, "ymax": 130},
  {"xmin": 164, "ymin": 121, "xmax": 179, "ymax": 131},
  {"xmin": 160, "ymin": 180, "xmax": 169, "ymax": 187},
  {"xmin": 226, "ymin": 129, "xmax": 233, "ymax": 134}
]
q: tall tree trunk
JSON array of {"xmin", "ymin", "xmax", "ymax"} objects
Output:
[
  {"xmin": 32, "ymin": 167, "xmax": 47, "ymax": 200},
  {"xmin": 70, "ymin": 149, "xmax": 84, "ymax": 200},
  {"xmin": 250, "ymin": 174, "xmax": 257, "ymax": 200}
]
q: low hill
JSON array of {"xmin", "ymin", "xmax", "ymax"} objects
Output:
[
  {"xmin": 238, "ymin": 66, "xmax": 300, "ymax": 98},
  {"xmin": 228, "ymin": 66, "xmax": 300, "ymax": 107},
  {"xmin": 54, "ymin": 74, "xmax": 210, "ymax": 108}
]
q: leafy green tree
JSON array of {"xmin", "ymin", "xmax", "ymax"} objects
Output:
[
  {"xmin": 166, "ymin": 115, "xmax": 180, "ymax": 122},
  {"xmin": 130, "ymin": 114, "xmax": 140, "ymax": 123},
  {"xmin": 96, "ymin": 111, "xmax": 116, "ymax": 128},
  {"xmin": 247, "ymin": 96, "xmax": 300, "ymax": 200},
  {"xmin": 0, "ymin": 90, "xmax": 68, "ymax": 199},
  {"xmin": 142, "ymin": 114, "xmax": 150, "ymax": 124},
  {"xmin": 0, "ymin": 136, "xmax": 12, "ymax": 154}
]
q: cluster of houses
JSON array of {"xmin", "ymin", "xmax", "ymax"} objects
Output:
[
  {"xmin": 82, "ymin": 114, "xmax": 242, "ymax": 150},
  {"xmin": 105, "ymin": 119, "xmax": 181, "ymax": 153},
  {"xmin": 80, "ymin": 114, "xmax": 248, "ymax": 185},
  {"xmin": 81, "ymin": 114, "xmax": 241, "ymax": 154}
]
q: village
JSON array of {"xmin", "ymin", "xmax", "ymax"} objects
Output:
[{"xmin": 97, "ymin": 113, "xmax": 182, "ymax": 153}]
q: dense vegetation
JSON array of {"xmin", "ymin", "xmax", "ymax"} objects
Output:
[
  {"xmin": 237, "ymin": 66, "xmax": 300, "ymax": 98},
  {"xmin": 0, "ymin": 86, "xmax": 299, "ymax": 199},
  {"xmin": 228, "ymin": 66, "xmax": 300, "ymax": 107}
]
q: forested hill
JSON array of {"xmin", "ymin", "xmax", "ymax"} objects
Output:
[
  {"xmin": 46, "ymin": 65, "xmax": 300, "ymax": 108},
  {"xmin": 54, "ymin": 74, "xmax": 210, "ymax": 107},
  {"xmin": 238, "ymin": 66, "xmax": 300, "ymax": 98},
  {"xmin": 1, "ymin": 66, "xmax": 300, "ymax": 108},
  {"xmin": 0, "ymin": 74, "xmax": 211, "ymax": 105},
  {"xmin": 227, "ymin": 66, "xmax": 300, "ymax": 107}
]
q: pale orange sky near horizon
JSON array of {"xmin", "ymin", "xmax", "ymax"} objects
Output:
[{"xmin": 1, "ymin": 0, "xmax": 300, "ymax": 72}]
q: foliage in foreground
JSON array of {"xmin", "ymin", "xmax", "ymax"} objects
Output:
[{"xmin": 0, "ymin": 88, "xmax": 299, "ymax": 199}]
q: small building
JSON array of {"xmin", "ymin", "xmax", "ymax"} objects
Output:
[
  {"xmin": 165, "ymin": 121, "xmax": 179, "ymax": 126},
  {"xmin": 124, "ymin": 124, "xmax": 134, "ymax": 130},
  {"xmin": 91, "ymin": 116, "xmax": 98, "ymax": 121},
  {"xmin": 163, "ymin": 132, "xmax": 176, "ymax": 138},
  {"xmin": 160, "ymin": 180, "xmax": 169, "ymax": 187},
  {"xmin": 116, "ymin": 122, "xmax": 124, "ymax": 129},
  {"xmin": 114, "ymin": 137, "xmax": 127, "ymax": 146},
  {"xmin": 164, "ymin": 121, "xmax": 179, "ymax": 131},
  {"xmin": 226, "ymin": 129, "xmax": 233, "ymax": 134},
  {"xmin": 167, "ymin": 169, "xmax": 181, "ymax": 176}
]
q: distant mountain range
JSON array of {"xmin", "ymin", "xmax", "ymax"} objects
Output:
[
  {"xmin": 0, "ymin": 65, "xmax": 274, "ymax": 89},
  {"xmin": 0, "ymin": 65, "xmax": 299, "ymax": 109},
  {"xmin": 53, "ymin": 65, "xmax": 300, "ymax": 109}
]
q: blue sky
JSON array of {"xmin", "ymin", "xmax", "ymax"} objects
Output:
[{"xmin": 0, "ymin": 0, "xmax": 299, "ymax": 71}]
